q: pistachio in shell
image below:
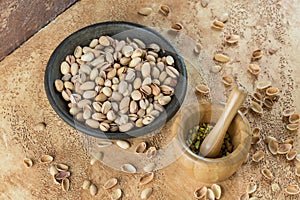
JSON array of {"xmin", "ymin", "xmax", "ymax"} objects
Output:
[
  {"xmin": 39, "ymin": 155, "xmax": 54, "ymax": 164},
  {"xmin": 140, "ymin": 187, "xmax": 153, "ymax": 200},
  {"xmin": 111, "ymin": 188, "xmax": 122, "ymax": 200},
  {"xmin": 103, "ymin": 178, "xmax": 118, "ymax": 190}
]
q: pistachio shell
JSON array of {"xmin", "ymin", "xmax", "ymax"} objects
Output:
[
  {"xmin": 61, "ymin": 178, "xmax": 70, "ymax": 191},
  {"xmin": 222, "ymin": 76, "xmax": 233, "ymax": 86},
  {"xmin": 195, "ymin": 84, "xmax": 210, "ymax": 94},
  {"xmin": 171, "ymin": 23, "xmax": 183, "ymax": 31},
  {"xmin": 139, "ymin": 172, "xmax": 154, "ymax": 186},
  {"xmin": 263, "ymin": 97, "xmax": 274, "ymax": 108},
  {"xmin": 159, "ymin": 5, "xmax": 170, "ymax": 16},
  {"xmin": 135, "ymin": 142, "xmax": 147, "ymax": 153},
  {"xmin": 214, "ymin": 53, "xmax": 229, "ymax": 63},
  {"xmin": 256, "ymin": 81, "xmax": 272, "ymax": 90},
  {"xmin": 248, "ymin": 64, "xmax": 261, "ymax": 75},
  {"xmin": 103, "ymin": 178, "xmax": 118, "ymax": 190},
  {"xmin": 295, "ymin": 167, "xmax": 300, "ymax": 177},
  {"xmin": 286, "ymin": 149, "xmax": 297, "ymax": 161},
  {"xmin": 225, "ymin": 34, "xmax": 240, "ymax": 44},
  {"xmin": 121, "ymin": 163, "xmax": 137, "ymax": 173},
  {"xmin": 282, "ymin": 108, "xmax": 295, "ymax": 117},
  {"xmin": 252, "ymin": 92, "xmax": 262, "ymax": 103},
  {"xmin": 285, "ymin": 185, "xmax": 300, "ymax": 195},
  {"xmin": 251, "ymin": 49, "xmax": 263, "ymax": 61},
  {"xmin": 211, "ymin": 20, "xmax": 225, "ymax": 30},
  {"xmin": 23, "ymin": 158, "xmax": 33, "ymax": 168},
  {"xmin": 240, "ymin": 193, "xmax": 249, "ymax": 200},
  {"xmin": 140, "ymin": 187, "xmax": 153, "ymax": 200},
  {"xmin": 194, "ymin": 186, "xmax": 207, "ymax": 199},
  {"xmin": 252, "ymin": 150, "xmax": 265, "ymax": 162},
  {"xmin": 261, "ymin": 168, "xmax": 273, "ymax": 180},
  {"xmin": 286, "ymin": 123, "xmax": 299, "ymax": 131},
  {"xmin": 146, "ymin": 146, "xmax": 157, "ymax": 159},
  {"xmin": 111, "ymin": 188, "xmax": 122, "ymax": 200},
  {"xmin": 268, "ymin": 140, "xmax": 278, "ymax": 155},
  {"xmin": 40, "ymin": 155, "xmax": 54, "ymax": 164},
  {"xmin": 166, "ymin": 66, "xmax": 179, "ymax": 78},
  {"xmin": 250, "ymin": 101, "xmax": 263, "ymax": 114},
  {"xmin": 49, "ymin": 165, "xmax": 58, "ymax": 176},
  {"xmin": 277, "ymin": 143, "xmax": 292, "ymax": 154},
  {"xmin": 289, "ymin": 113, "xmax": 300, "ymax": 124},
  {"xmin": 201, "ymin": 0, "xmax": 209, "ymax": 8},
  {"xmin": 246, "ymin": 182, "xmax": 257, "ymax": 194},
  {"xmin": 266, "ymin": 87, "xmax": 279, "ymax": 97}
]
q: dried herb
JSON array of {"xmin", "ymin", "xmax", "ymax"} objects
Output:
[{"xmin": 186, "ymin": 123, "xmax": 233, "ymax": 157}]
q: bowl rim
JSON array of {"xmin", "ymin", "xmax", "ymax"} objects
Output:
[{"xmin": 44, "ymin": 21, "xmax": 187, "ymax": 139}]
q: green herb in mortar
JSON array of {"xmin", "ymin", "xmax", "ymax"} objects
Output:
[{"xmin": 186, "ymin": 123, "xmax": 233, "ymax": 157}]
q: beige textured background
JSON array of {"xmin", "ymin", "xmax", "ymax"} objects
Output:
[{"xmin": 0, "ymin": 0, "xmax": 299, "ymax": 199}]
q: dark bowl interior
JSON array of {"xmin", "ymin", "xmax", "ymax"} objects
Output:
[{"xmin": 44, "ymin": 21, "xmax": 187, "ymax": 139}]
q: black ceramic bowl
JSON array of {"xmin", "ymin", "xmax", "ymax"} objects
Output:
[{"xmin": 44, "ymin": 21, "xmax": 187, "ymax": 139}]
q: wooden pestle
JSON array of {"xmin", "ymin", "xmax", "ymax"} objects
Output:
[{"xmin": 199, "ymin": 87, "xmax": 248, "ymax": 158}]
